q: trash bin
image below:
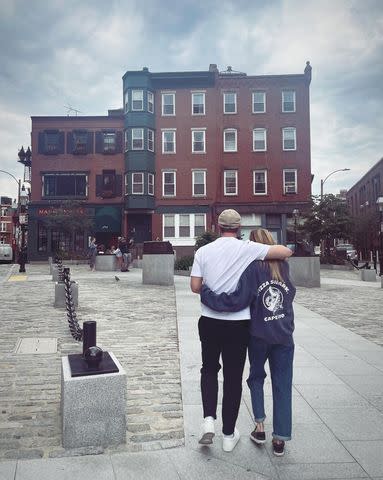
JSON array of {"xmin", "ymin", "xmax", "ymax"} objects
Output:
[{"xmin": 142, "ymin": 241, "xmax": 174, "ymax": 286}]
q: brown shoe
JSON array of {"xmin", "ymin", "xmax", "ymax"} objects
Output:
[
  {"xmin": 272, "ymin": 440, "xmax": 285, "ymax": 456},
  {"xmin": 250, "ymin": 428, "xmax": 266, "ymax": 445}
]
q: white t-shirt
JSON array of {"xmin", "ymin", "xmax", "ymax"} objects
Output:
[{"xmin": 191, "ymin": 237, "xmax": 270, "ymax": 320}]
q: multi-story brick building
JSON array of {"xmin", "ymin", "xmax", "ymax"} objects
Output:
[
  {"xmin": 28, "ymin": 62, "xmax": 312, "ymax": 260},
  {"xmin": 346, "ymin": 157, "xmax": 383, "ymax": 255},
  {"xmin": 0, "ymin": 196, "xmax": 14, "ymax": 247}
]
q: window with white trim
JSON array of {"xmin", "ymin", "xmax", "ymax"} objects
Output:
[
  {"xmin": 43, "ymin": 173, "xmax": 88, "ymax": 198},
  {"xmin": 224, "ymin": 129, "xmax": 237, "ymax": 152},
  {"xmin": 124, "ymin": 91, "xmax": 129, "ymax": 112},
  {"xmin": 148, "ymin": 129, "xmax": 154, "ymax": 152},
  {"xmin": 163, "ymin": 171, "xmax": 176, "ymax": 196},
  {"xmin": 253, "ymin": 170, "xmax": 267, "ymax": 195},
  {"xmin": 148, "ymin": 173, "xmax": 154, "ymax": 195},
  {"xmin": 0, "ymin": 222, "xmax": 7, "ymax": 232},
  {"xmin": 132, "ymin": 128, "xmax": 144, "ymax": 150},
  {"xmin": 162, "ymin": 93, "xmax": 175, "ymax": 115},
  {"xmin": 253, "ymin": 128, "xmax": 267, "ymax": 151},
  {"xmin": 192, "ymin": 170, "xmax": 206, "ymax": 196},
  {"xmin": 223, "ymin": 92, "xmax": 237, "ymax": 113},
  {"xmin": 164, "ymin": 214, "xmax": 175, "ymax": 237},
  {"xmin": 124, "ymin": 173, "xmax": 128, "ymax": 194},
  {"xmin": 148, "ymin": 91, "xmax": 154, "ymax": 113},
  {"xmin": 224, "ymin": 170, "xmax": 238, "ymax": 195},
  {"xmin": 192, "ymin": 92, "xmax": 205, "ymax": 115},
  {"xmin": 179, "ymin": 214, "xmax": 190, "ymax": 237},
  {"xmin": 192, "ymin": 130, "xmax": 206, "ymax": 153},
  {"xmin": 252, "ymin": 92, "xmax": 266, "ymax": 113},
  {"xmin": 162, "ymin": 130, "xmax": 176, "ymax": 153},
  {"xmin": 282, "ymin": 127, "xmax": 296, "ymax": 151},
  {"xmin": 282, "ymin": 90, "xmax": 296, "ymax": 112},
  {"xmin": 132, "ymin": 172, "xmax": 144, "ymax": 194},
  {"xmin": 132, "ymin": 90, "xmax": 144, "ymax": 111},
  {"xmin": 162, "ymin": 213, "xmax": 206, "ymax": 240},
  {"xmin": 283, "ymin": 169, "xmax": 297, "ymax": 194}
]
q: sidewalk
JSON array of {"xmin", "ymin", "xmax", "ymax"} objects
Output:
[{"xmin": 0, "ymin": 264, "xmax": 382, "ymax": 479}]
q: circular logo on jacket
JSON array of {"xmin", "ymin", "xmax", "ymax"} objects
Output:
[{"xmin": 262, "ymin": 286, "xmax": 284, "ymax": 314}]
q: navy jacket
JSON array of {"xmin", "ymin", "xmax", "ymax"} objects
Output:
[{"xmin": 201, "ymin": 260, "xmax": 295, "ymax": 345}]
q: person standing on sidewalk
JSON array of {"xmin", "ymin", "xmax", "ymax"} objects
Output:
[
  {"xmin": 88, "ymin": 237, "xmax": 97, "ymax": 272},
  {"xmin": 200, "ymin": 228, "xmax": 296, "ymax": 457},
  {"xmin": 190, "ymin": 210, "xmax": 292, "ymax": 452}
]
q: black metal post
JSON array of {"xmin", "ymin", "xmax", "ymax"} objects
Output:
[
  {"xmin": 18, "ymin": 225, "xmax": 26, "ymax": 273},
  {"xmin": 83, "ymin": 321, "xmax": 97, "ymax": 356}
]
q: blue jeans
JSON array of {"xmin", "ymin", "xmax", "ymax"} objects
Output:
[{"xmin": 247, "ymin": 336, "xmax": 294, "ymax": 441}]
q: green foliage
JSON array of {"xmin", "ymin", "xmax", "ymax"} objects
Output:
[
  {"xmin": 41, "ymin": 200, "xmax": 94, "ymax": 234},
  {"xmin": 194, "ymin": 230, "xmax": 219, "ymax": 251},
  {"xmin": 297, "ymin": 194, "xmax": 354, "ymax": 256},
  {"xmin": 174, "ymin": 255, "xmax": 194, "ymax": 271}
]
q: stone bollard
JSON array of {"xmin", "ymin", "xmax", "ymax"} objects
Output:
[
  {"xmin": 52, "ymin": 265, "xmax": 60, "ymax": 282},
  {"xmin": 142, "ymin": 241, "xmax": 174, "ymax": 286},
  {"xmin": 61, "ymin": 352, "xmax": 126, "ymax": 448},
  {"xmin": 54, "ymin": 281, "xmax": 79, "ymax": 308},
  {"xmin": 359, "ymin": 270, "xmax": 377, "ymax": 282}
]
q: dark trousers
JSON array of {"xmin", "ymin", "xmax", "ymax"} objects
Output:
[{"xmin": 198, "ymin": 316, "xmax": 249, "ymax": 435}]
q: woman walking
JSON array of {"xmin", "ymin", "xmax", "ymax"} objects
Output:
[{"xmin": 200, "ymin": 228, "xmax": 295, "ymax": 456}]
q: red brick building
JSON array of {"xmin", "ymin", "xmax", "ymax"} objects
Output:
[
  {"xmin": 28, "ymin": 63, "xmax": 312, "ymax": 260},
  {"xmin": 0, "ymin": 196, "xmax": 14, "ymax": 247}
]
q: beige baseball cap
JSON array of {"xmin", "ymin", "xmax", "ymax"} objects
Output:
[{"xmin": 218, "ymin": 209, "xmax": 241, "ymax": 228}]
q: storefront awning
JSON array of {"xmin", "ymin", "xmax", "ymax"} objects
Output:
[{"xmin": 95, "ymin": 206, "xmax": 121, "ymax": 233}]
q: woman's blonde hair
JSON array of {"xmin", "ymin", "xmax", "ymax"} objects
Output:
[{"xmin": 249, "ymin": 228, "xmax": 284, "ymax": 282}]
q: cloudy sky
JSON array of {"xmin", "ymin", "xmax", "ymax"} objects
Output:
[{"xmin": 0, "ymin": 0, "xmax": 382, "ymax": 201}]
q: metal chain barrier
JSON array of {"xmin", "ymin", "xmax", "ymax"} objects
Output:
[
  {"xmin": 63, "ymin": 266, "xmax": 83, "ymax": 341},
  {"xmin": 54, "ymin": 254, "xmax": 64, "ymax": 282}
]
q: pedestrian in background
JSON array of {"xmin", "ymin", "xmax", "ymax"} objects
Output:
[
  {"xmin": 201, "ymin": 228, "xmax": 296, "ymax": 457},
  {"xmin": 88, "ymin": 237, "xmax": 97, "ymax": 272}
]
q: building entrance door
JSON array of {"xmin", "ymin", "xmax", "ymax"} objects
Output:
[{"xmin": 128, "ymin": 214, "xmax": 152, "ymax": 244}]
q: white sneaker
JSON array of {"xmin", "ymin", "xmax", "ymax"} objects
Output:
[
  {"xmin": 222, "ymin": 428, "xmax": 240, "ymax": 452},
  {"xmin": 198, "ymin": 417, "xmax": 215, "ymax": 445}
]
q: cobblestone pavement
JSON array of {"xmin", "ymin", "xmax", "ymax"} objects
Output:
[
  {"xmin": 0, "ymin": 264, "xmax": 183, "ymax": 460},
  {"xmin": 295, "ymin": 269, "xmax": 383, "ymax": 346}
]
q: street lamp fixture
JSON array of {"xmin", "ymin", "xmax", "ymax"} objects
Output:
[
  {"xmin": 292, "ymin": 208, "xmax": 300, "ymax": 255},
  {"xmin": 376, "ymin": 196, "xmax": 383, "ymax": 276},
  {"xmin": 320, "ymin": 168, "xmax": 350, "ymax": 199}
]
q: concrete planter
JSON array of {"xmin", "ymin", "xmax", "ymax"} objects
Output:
[
  {"xmin": 142, "ymin": 254, "xmax": 174, "ymax": 286},
  {"xmin": 95, "ymin": 254, "xmax": 117, "ymax": 271},
  {"xmin": 288, "ymin": 256, "xmax": 320, "ymax": 288},
  {"xmin": 359, "ymin": 269, "xmax": 377, "ymax": 282}
]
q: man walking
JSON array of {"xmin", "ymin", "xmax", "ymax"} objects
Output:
[{"xmin": 190, "ymin": 209, "xmax": 292, "ymax": 452}]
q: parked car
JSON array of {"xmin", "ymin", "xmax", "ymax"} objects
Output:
[
  {"xmin": 335, "ymin": 243, "xmax": 358, "ymax": 261},
  {"xmin": 0, "ymin": 243, "xmax": 13, "ymax": 263}
]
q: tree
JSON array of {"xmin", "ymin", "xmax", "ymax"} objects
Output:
[
  {"xmin": 195, "ymin": 230, "xmax": 219, "ymax": 251},
  {"xmin": 298, "ymin": 194, "xmax": 353, "ymax": 258}
]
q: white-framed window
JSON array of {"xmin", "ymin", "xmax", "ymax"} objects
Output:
[
  {"xmin": 148, "ymin": 173, "xmax": 154, "ymax": 195},
  {"xmin": 162, "ymin": 129, "xmax": 176, "ymax": 153},
  {"xmin": 132, "ymin": 128, "xmax": 144, "ymax": 150},
  {"xmin": 224, "ymin": 170, "xmax": 238, "ymax": 195},
  {"xmin": 253, "ymin": 170, "xmax": 267, "ymax": 195},
  {"xmin": 282, "ymin": 90, "xmax": 296, "ymax": 112},
  {"xmin": 252, "ymin": 91, "xmax": 266, "ymax": 113},
  {"xmin": 148, "ymin": 129, "xmax": 154, "ymax": 152},
  {"xmin": 132, "ymin": 90, "xmax": 144, "ymax": 111},
  {"xmin": 164, "ymin": 214, "xmax": 175, "ymax": 237},
  {"xmin": 240, "ymin": 213, "xmax": 262, "ymax": 241},
  {"xmin": 163, "ymin": 171, "xmax": 176, "ymax": 196},
  {"xmin": 192, "ymin": 129, "xmax": 206, "ymax": 153},
  {"xmin": 283, "ymin": 169, "xmax": 297, "ymax": 194},
  {"xmin": 124, "ymin": 130, "xmax": 129, "ymax": 151},
  {"xmin": 132, "ymin": 172, "xmax": 144, "ymax": 194},
  {"xmin": 162, "ymin": 93, "xmax": 175, "ymax": 116},
  {"xmin": 253, "ymin": 128, "xmax": 267, "ymax": 151},
  {"xmin": 1, "ymin": 207, "xmax": 8, "ymax": 217},
  {"xmin": 223, "ymin": 128, "xmax": 237, "ymax": 152},
  {"xmin": 282, "ymin": 127, "xmax": 296, "ymax": 151},
  {"xmin": 223, "ymin": 92, "xmax": 237, "ymax": 114},
  {"xmin": 124, "ymin": 91, "xmax": 129, "ymax": 112},
  {"xmin": 162, "ymin": 213, "xmax": 206, "ymax": 241},
  {"xmin": 148, "ymin": 91, "xmax": 154, "ymax": 113},
  {"xmin": 192, "ymin": 92, "xmax": 205, "ymax": 115},
  {"xmin": 0, "ymin": 222, "xmax": 7, "ymax": 232},
  {"xmin": 179, "ymin": 214, "xmax": 190, "ymax": 237},
  {"xmin": 124, "ymin": 173, "xmax": 128, "ymax": 194},
  {"xmin": 192, "ymin": 170, "xmax": 206, "ymax": 196}
]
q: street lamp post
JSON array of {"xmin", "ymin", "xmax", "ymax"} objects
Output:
[
  {"xmin": 18, "ymin": 185, "xmax": 29, "ymax": 273},
  {"xmin": 320, "ymin": 168, "xmax": 350, "ymax": 199},
  {"xmin": 293, "ymin": 208, "xmax": 300, "ymax": 255},
  {"xmin": 377, "ymin": 196, "xmax": 383, "ymax": 276}
]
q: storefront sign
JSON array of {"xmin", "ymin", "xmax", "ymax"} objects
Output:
[{"xmin": 38, "ymin": 207, "xmax": 86, "ymax": 216}]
